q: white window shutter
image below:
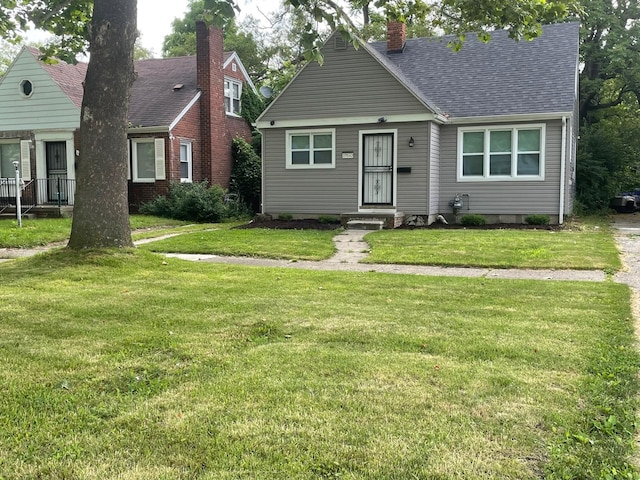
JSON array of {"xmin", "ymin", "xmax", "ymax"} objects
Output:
[
  {"xmin": 127, "ymin": 140, "xmax": 131, "ymax": 180},
  {"xmin": 154, "ymin": 138, "xmax": 166, "ymax": 180},
  {"xmin": 20, "ymin": 140, "xmax": 31, "ymax": 180}
]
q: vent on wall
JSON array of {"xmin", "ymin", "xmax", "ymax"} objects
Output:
[{"xmin": 334, "ymin": 36, "xmax": 347, "ymax": 50}]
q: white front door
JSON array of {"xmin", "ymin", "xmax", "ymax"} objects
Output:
[{"xmin": 362, "ymin": 133, "xmax": 394, "ymax": 205}]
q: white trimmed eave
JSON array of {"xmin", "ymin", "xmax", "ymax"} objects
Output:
[
  {"xmin": 256, "ymin": 113, "xmax": 442, "ymax": 130},
  {"xmin": 446, "ymin": 111, "xmax": 574, "ymax": 125},
  {"xmin": 128, "ymin": 125, "xmax": 170, "ymax": 134},
  {"xmin": 168, "ymin": 91, "xmax": 202, "ymax": 131},
  {"xmin": 223, "ymin": 52, "xmax": 258, "ymax": 95}
]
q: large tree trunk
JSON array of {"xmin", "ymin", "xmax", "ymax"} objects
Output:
[{"xmin": 68, "ymin": 0, "xmax": 137, "ymax": 249}]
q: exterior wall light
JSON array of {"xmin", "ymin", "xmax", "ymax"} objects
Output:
[{"xmin": 408, "ymin": 137, "xmax": 415, "ymax": 147}]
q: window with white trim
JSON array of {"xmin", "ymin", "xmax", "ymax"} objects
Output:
[
  {"xmin": 180, "ymin": 141, "xmax": 192, "ymax": 183},
  {"xmin": 286, "ymin": 129, "xmax": 335, "ymax": 169},
  {"xmin": 458, "ymin": 125, "xmax": 545, "ymax": 181},
  {"xmin": 0, "ymin": 142, "xmax": 20, "ymax": 178},
  {"xmin": 131, "ymin": 138, "xmax": 166, "ymax": 182},
  {"xmin": 224, "ymin": 79, "xmax": 242, "ymax": 115}
]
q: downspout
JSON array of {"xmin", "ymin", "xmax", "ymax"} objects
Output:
[
  {"xmin": 259, "ymin": 126, "xmax": 265, "ymax": 214},
  {"xmin": 559, "ymin": 116, "xmax": 567, "ymax": 225}
]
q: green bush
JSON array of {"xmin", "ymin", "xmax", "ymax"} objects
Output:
[
  {"xmin": 525, "ymin": 214, "xmax": 550, "ymax": 226},
  {"xmin": 140, "ymin": 181, "xmax": 249, "ymax": 223},
  {"xmin": 230, "ymin": 137, "xmax": 261, "ymax": 213},
  {"xmin": 460, "ymin": 214, "xmax": 487, "ymax": 226},
  {"xmin": 278, "ymin": 213, "xmax": 293, "ymax": 221},
  {"xmin": 318, "ymin": 215, "xmax": 339, "ymax": 224}
]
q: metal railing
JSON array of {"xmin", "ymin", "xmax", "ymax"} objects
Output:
[{"xmin": 0, "ymin": 178, "xmax": 76, "ymax": 214}]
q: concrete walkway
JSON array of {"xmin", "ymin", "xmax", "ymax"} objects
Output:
[{"xmin": 165, "ymin": 228, "xmax": 607, "ymax": 282}]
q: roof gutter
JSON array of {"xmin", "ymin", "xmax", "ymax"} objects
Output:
[
  {"xmin": 447, "ymin": 112, "xmax": 573, "ymax": 125},
  {"xmin": 127, "ymin": 126, "xmax": 170, "ymax": 134},
  {"xmin": 559, "ymin": 116, "xmax": 567, "ymax": 225}
]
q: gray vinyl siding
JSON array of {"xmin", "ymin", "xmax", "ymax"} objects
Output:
[
  {"xmin": 0, "ymin": 49, "xmax": 80, "ymax": 132},
  {"xmin": 263, "ymin": 35, "xmax": 430, "ymax": 122},
  {"xmin": 428, "ymin": 122, "xmax": 440, "ymax": 215},
  {"xmin": 395, "ymin": 123, "xmax": 429, "ymax": 214},
  {"xmin": 263, "ymin": 128, "xmax": 358, "ymax": 215},
  {"xmin": 438, "ymin": 120, "xmax": 563, "ymax": 216},
  {"xmin": 263, "ymin": 122, "xmax": 430, "ymax": 216}
]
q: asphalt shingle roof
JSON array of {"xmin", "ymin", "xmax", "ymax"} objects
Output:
[
  {"xmin": 32, "ymin": 50, "xmax": 236, "ymax": 128},
  {"xmin": 368, "ymin": 22, "xmax": 579, "ymax": 118},
  {"xmin": 128, "ymin": 56, "xmax": 198, "ymax": 127}
]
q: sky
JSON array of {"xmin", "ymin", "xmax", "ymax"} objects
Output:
[
  {"xmin": 138, "ymin": 0, "xmax": 280, "ymax": 56},
  {"xmin": 24, "ymin": 0, "xmax": 279, "ymax": 58}
]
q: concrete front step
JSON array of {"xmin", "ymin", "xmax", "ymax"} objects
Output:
[{"xmin": 346, "ymin": 219, "xmax": 385, "ymax": 230}]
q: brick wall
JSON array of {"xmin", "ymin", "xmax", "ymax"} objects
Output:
[
  {"xmin": 127, "ymin": 133, "xmax": 170, "ymax": 211},
  {"xmin": 171, "ymin": 103, "xmax": 201, "ymax": 182}
]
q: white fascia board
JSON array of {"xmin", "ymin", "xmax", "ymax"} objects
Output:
[
  {"xmin": 34, "ymin": 130, "xmax": 75, "ymax": 140},
  {"xmin": 447, "ymin": 112, "xmax": 574, "ymax": 125},
  {"xmin": 0, "ymin": 46, "xmax": 28, "ymax": 90},
  {"xmin": 256, "ymin": 113, "xmax": 438, "ymax": 129},
  {"xmin": 128, "ymin": 126, "xmax": 170, "ymax": 134},
  {"xmin": 256, "ymin": 31, "xmax": 439, "ymax": 125},
  {"xmin": 169, "ymin": 91, "xmax": 201, "ymax": 131},
  {"xmin": 223, "ymin": 52, "xmax": 258, "ymax": 95}
]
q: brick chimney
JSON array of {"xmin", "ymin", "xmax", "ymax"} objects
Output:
[
  {"xmin": 387, "ymin": 21, "xmax": 406, "ymax": 53},
  {"xmin": 196, "ymin": 21, "xmax": 229, "ymax": 187}
]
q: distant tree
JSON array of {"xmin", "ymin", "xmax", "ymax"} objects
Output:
[
  {"xmin": 0, "ymin": 40, "xmax": 20, "ymax": 77},
  {"xmin": 134, "ymin": 37, "xmax": 155, "ymax": 60},
  {"xmin": 163, "ymin": 0, "xmax": 265, "ymax": 79},
  {"xmin": 574, "ymin": 0, "xmax": 640, "ymax": 211}
]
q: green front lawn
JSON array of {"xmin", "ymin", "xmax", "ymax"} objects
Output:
[
  {"xmin": 0, "ymin": 250, "xmax": 637, "ymax": 479},
  {"xmin": 363, "ymin": 227, "xmax": 621, "ymax": 270},
  {"xmin": 0, "ymin": 216, "xmax": 195, "ymax": 248},
  {"xmin": 142, "ymin": 228, "xmax": 338, "ymax": 261}
]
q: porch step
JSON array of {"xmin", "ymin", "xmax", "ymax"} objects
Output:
[{"xmin": 346, "ymin": 219, "xmax": 385, "ymax": 230}]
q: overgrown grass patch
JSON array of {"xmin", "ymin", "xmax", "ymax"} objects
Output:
[
  {"xmin": 141, "ymin": 228, "xmax": 338, "ymax": 260},
  {"xmin": 363, "ymin": 228, "xmax": 621, "ymax": 270},
  {"xmin": 0, "ymin": 250, "xmax": 637, "ymax": 478}
]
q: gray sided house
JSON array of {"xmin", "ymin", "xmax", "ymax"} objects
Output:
[
  {"xmin": 0, "ymin": 22, "xmax": 254, "ymax": 216},
  {"xmin": 256, "ymin": 22, "xmax": 580, "ymax": 225}
]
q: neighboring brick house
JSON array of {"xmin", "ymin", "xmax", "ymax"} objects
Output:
[{"xmin": 0, "ymin": 21, "xmax": 255, "ymax": 213}]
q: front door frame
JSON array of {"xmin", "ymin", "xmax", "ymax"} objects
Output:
[
  {"xmin": 34, "ymin": 131, "xmax": 76, "ymax": 205},
  {"xmin": 358, "ymin": 128, "xmax": 397, "ymax": 213}
]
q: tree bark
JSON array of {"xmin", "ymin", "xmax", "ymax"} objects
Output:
[{"xmin": 68, "ymin": 0, "xmax": 137, "ymax": 249}]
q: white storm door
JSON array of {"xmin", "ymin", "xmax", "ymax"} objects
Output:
[{"xmin": 362, "ymin": 133, "xmax": 394, "ymax": 205}]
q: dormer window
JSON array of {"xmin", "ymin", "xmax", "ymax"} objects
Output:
[
  {"xmin": 224, "ymin": 79, "xmax": 242, "ymax": 116},
  {"xmin": 20, "ymin": 80, "xmax": 33, "ymax": 98}
]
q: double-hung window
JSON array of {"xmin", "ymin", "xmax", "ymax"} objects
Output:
[
  {"xmin": 224, "ymin": 79, "xmax": 242, "ymax": 115},
  {"xmin": 131, "ymin": 138, "xmax": 166, "ymax": 182},
  {"xmin": 286, "ymin": 129, "xmax": 336, "ymax": 169},
  {"xmin": 459, "ymin": 125, "xmax": 545, "ymax": 181},
  {"xmin": 0, "ymin": 142, "xmax": 20, "ymax": 178},
  {"xmin": 180, "ymin": 141, "xmax": 192, "ymax": 183}
]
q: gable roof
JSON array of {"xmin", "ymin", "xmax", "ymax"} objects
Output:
[
  {"xmin": 25, "ymin": 49, "xmax": 254, "ymax": 129},
  {"xmin": 368, "ymin": 22, "xmax": 580, "ymax": 119},
  {"xmin": 37, "ymin": 48, "xmax": 87, "ymax": 109},
  {"xmin": 129, "ymin": 56, "xmax": 199, "ymax": 128}
]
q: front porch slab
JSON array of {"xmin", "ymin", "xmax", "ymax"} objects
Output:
[{"xmin": 340, "ymin": 212, "xmax": 404, "ymax": 229}]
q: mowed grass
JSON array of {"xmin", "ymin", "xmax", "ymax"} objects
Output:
[
  {"xmin": 0, "ymin": 216, "xmax": 196, "ymax": 248},
  {"xmin": 142, "ymin": 228, "xmax": 338, "ymax": 260},
  {"xmin": 0, "ymin": 250, "xmax": 637, "ymax": 479},
  {"xmin": 363, "ymin": 227, "xmax": 621, "ymax": 270}
]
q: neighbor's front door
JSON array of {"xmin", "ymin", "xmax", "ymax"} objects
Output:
[
  {"xmin": 45, "ymin": 141, "xmax": 67, "ymax": 203},
  {"xmin": 362, "ymin": 133, "xmax": 394, "ymax": 205}
]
